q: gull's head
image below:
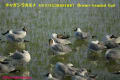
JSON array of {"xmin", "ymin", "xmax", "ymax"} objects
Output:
[
  {"xmin": 105, "ymin": 34, "xmax": 117, "ymax": 41},
  {"xmin": 45, "ymin": 73, "xmax": 53, "ymax": 79},
  {"xmin": 110, "ymin": 35, "xmax": 117, "ymax": 38},
  {"xmin": 74, "ymin": 28, "xmax": 82, "ymax": 32},
  {"xmin": 73, "ymin": 28, "xmax": 77, "ymax": 31},
  {"xmin": 75, "ymin": 68, "xmax": 88, "ymax": 76},
  {"xmin": 106, "ymin": 35, "xmax": 111, "ymax": 39},
  {"xmin": 81, "ymin": 68, "xmax": 88, "ymax": 76},
  {"xmin": 49, "ymin": 39, "xmax": 56, "ymax": 46},
  {"xmin": 9, "ymin": 30, "xmax": 13, "ymax": 33},
  {"xmin": 91, "ymin": 40, "xmax": 99, "ymax": 44},
  {"xmin": 67, "ymin": 63, "xmax": 74, "ymax": 67},
  {"xmin": 51, "ymin": 33, "xmax": 57, "ymax": 38},
  {"xmin": 49, "ymin": 39, "xmax": 53, "ymax": 45},
  {"xmin": 79, "ymin": 68, "xmax": 88, "ymax": 76},
  {"xmin": 22, "ymin": 27, "xmax": 27, "ymax": 32},
  {"xmin": 77, "ymin": 28, "xmax": 82, "ymax": 32}
]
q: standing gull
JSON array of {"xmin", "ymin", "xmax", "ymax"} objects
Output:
[
  {"xmin": 51, "ymin": 33, "xmax": 71, "ymax": 45},
  {"xmin": 74, "ymin": 28, "xmax": 88, "ymax": 40},
  {"xmin": 49, "ymin": 39, "xmax": 72, "ymax": 55},
  {"xmin": 88, "ymin": 40, "xmax": 107, "ymax": 51},
  {"xmin": 2, "ymin": 27, "xmax": 27, "ymax": 42},
  {"xmin": 8, "ymin": 50, "xmax": 31, "ymax": 65}
]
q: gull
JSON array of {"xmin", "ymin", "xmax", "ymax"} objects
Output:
[
  {"xmin": 0, "ymin": 63, "xmax": 17, "ymax": 73},
  {"xmin": 44, "ymin": 73, "xmax": 60, "ymax": 80},
  {"xmin": 51, "ymin": 33, "xmax": 71, "ymax": 45},
  {"xmin": 54, "ymin": 62, "xmax": 88, "ymax": 78},
  {"xmin": 105, "ymin": 49, "xmax": 120, "ymax": 61},
  {"xmin": 54, "ymin": 62, "xmax": 77, "ymax": 78},
  {"xmin": 2, "ymin": 27, "xmax": 27, "ymax": 42},
  {"xmin": 104, "ymin": 35, "xmax": 120, "ymax": 49},
  {"xmin": 105, "ymin": 35, "xmax": 118, "ymax": 41},
  {"xmin": 54, "ymin": 62, "xmax": 94, "ymax": 80},
  {"xmin": 72, "ymin": 68, "xmax": 97, "ymax": 80},
  {"xmin": 8, "ymin": 50, "xmax": 31, "ymax": 65},
  {"xmin": 74, "ymin": 28, "xmax": 88, "ymax": 40},
  {"xmin": 49, "ymin": 39, "xmax": 72, "ymax": 55},
  {"xmin": 88, "ymin": 40, "xmax": 107, "ymax": 51}
]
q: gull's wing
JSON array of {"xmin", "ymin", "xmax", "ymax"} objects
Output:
[
  {"xmin": 13, "ymin": 31, "xmax": 24, "ymax": 35},
  {"xmin": 11, "ymin": 52, "xmax": 23, "ymax": 60},
  {"xmin": 53, "ymin": 44, "xmax": 71, "ymax": 52}
]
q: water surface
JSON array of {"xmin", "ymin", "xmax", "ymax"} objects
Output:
[{"xmin": 0, "ymin": 0, "xmax": 120, "ymax": 80}]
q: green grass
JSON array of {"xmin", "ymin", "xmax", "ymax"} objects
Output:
[{"xmin": 0, "ymin": 0, "xmax": 120, "ymax": 80}]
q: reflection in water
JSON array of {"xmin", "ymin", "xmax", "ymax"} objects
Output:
[
  {"xmin": 50, "ymin": 54, "xmax": 72, "ymax": 65},
  {"xmin": 73, "ymin": 39, "xmax": 88, "ymax": 47},
  {"xmin": 105, "ymin": 62, "xmax": 120, "ymax": 73},
  {"xmin": 12, "ymin": 66, "xmax": 30, "ymax": 79},
  {"xmin": 0, "ymin": 0, "xmax": 120, "ymax": 79},
  {"xmin": 72, "ymin": 39, "xmax": 88, "ymax": 52},
  {"xmin": 3, "ymin": 42, "xmax": 26, "ymax": 55},
  {"xmin": 0, "ymin": 65, "xmax": 30, "ymax": 80},
  {"xmin": 87, "ymin": 50, "xmax": 105, "ymax": 61}
]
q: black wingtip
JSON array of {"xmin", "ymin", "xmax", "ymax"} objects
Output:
[
  {"xmin": 89, "ymin": 74, "xmax": 97, "ymax": 78},
  {"xmin": 111, "ymin": 35, "xmax": 117, "ymax": 38},
  {"xmin": 10, "ymin": 70, "xmax": 21, "ymax": 73},
  {"xmin": 112, "ymin": 71, "xmax": 120, "ymax": 74},
  {"xmin": 2, "ymin": 33, "xmax": 6, "ymax": 35},
  {"xmin": 0, "ymin": 61, "xmax": 9, "ymax": 64},
  {"xmin": 91, "ymin": 35, "xmax": 97, "ymax": 38},
  {"xmin": 62, "ymin": 35, "xmax": 70, "ymax": 39},
  {"xmin": 2, "ymin": 30, "xmax": 9, "ymax": 35},
  {"xmin": 24, "ymin": 40, "xmax": 30, "ymax": 42}
]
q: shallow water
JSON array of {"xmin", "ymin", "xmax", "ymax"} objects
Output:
[{"xmin": 0, "ymin": 0, "xmax": 120, "ymax": 80}]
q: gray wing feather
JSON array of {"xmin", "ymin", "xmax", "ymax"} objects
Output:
[
  {"xmin": 76, "ymin": 32, "xmax": 82, "ymax": 37},
  {"xmin": 53, "ymin": 44, "xmax": 71, "ymax": 52},
  {"xmin": 57, "ymin": 64, "xmax": 66, "ymax": 74},
  {"xmin": 89, "ymin": 43, "xmax": 98, "ymax": 51},
  {"xmin": 106, "ymin": 50, "xmax": 120, "ymax": 60},
  {"xmin": 76, "ymin": 32, "xmax": 87, "ymax": 39},
  {"xmin": 8, "ymin": 35, "xmax": 24, "ymax": 42},
  {"xmin": 11, "ymin": 52, "xmax": 23, "ymax": 59},
  {"xmin": 13, "ymin": 31, "xmax": 23, "ymax": 34},
  {"xmin": 7, "ymin": 35, "xmax": 15, "ymax": 40}
]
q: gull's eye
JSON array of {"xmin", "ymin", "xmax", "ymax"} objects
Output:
[
  {"xmin": 98, "ymin": 42, "xmax": 100, "ymax": 44},
  {"xmin": 45, "ymin": 73, "xmax": 49, "ymax": 77},
  {"xmin": 21, "ymin": 50, "xmax": 24, "ymax": 53},
  {"xmin": 74, "ymin": 28, "xmax": 77, "ymax": 31},
  {"xmin": 75, "ymin": 72, "xmax": 78, "ymax": 75}
]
